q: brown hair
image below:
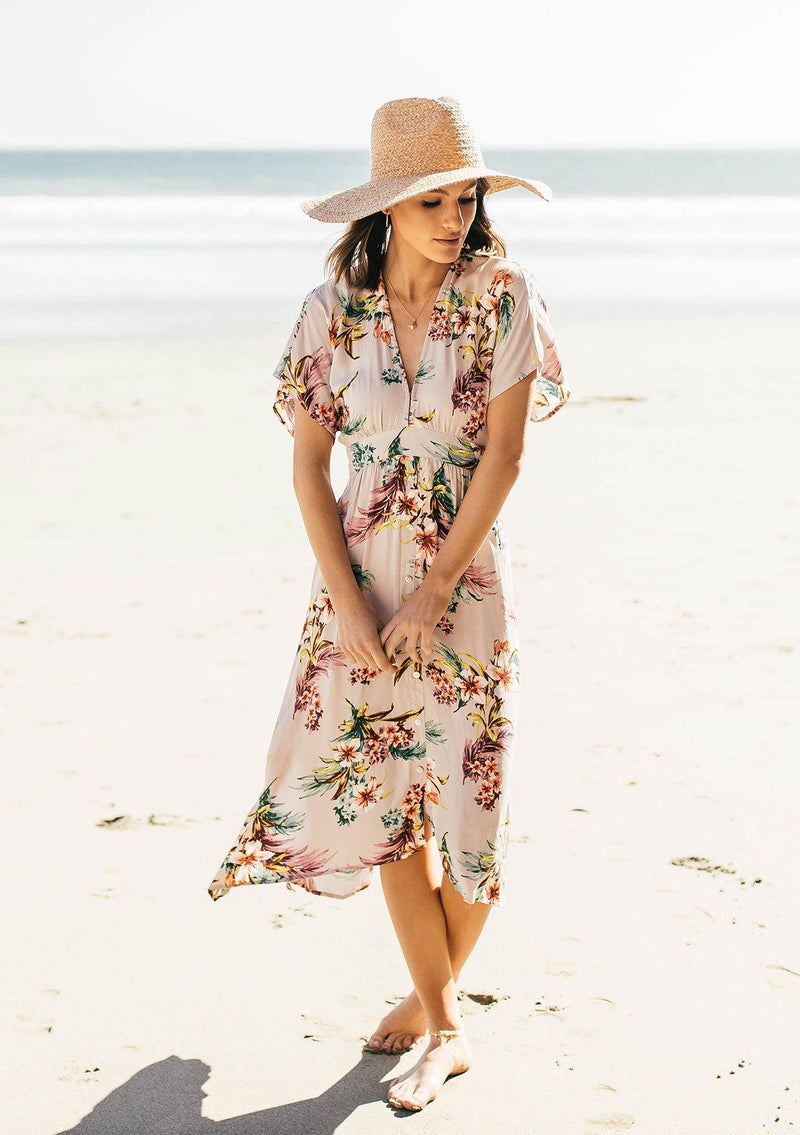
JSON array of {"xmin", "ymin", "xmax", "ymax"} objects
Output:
[{"xmin": 323, "ymin": 177, "xmax": 508, "ymax": 291}]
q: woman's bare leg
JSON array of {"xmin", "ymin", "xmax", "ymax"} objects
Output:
[
  {"xmin": 375, "ymin": 818, "xmax": 492, "ymax": 1110},
  {"xmin": 379, "ymin": 833, "xmax": 461, "ymax": 1029},
  {"xmin": 367, "ymin": 820, "xmax": 492, "ymax": 1054}
]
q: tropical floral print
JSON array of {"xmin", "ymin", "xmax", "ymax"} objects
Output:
[{"xmin": 207, "ymin": 249, "xmax": 570, "ymax": 908}]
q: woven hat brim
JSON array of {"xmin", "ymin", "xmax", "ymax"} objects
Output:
[{"xmin": 301, "ymin": 166, "xmax": 552, "ymax": 223}]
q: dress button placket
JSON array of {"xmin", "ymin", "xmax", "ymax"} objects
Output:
[
  {"xmin": 410, "ymin": 453, "xmax": 424, "ymax": 681},
  {"xmin": 403, "ymin": 455, "xmax": 417, "ymax": 592}
]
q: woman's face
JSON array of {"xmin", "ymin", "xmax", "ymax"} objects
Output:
[{"xmin": 385, "ymin": 178, "xmax": 479, "ymax": 265}]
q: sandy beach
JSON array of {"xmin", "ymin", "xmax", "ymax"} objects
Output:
[{"xmin": 2, "ymin": 305, "xmax": 798, "ymax": 1133}]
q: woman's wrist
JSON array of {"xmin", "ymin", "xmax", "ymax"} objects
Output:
[
  {"xmin": 420, "ymin": 567, "xmax": 458, "ymax": 601},
  {"xmin": 328, "ymin": 578, "xmax": 367, "ymax": 616}
]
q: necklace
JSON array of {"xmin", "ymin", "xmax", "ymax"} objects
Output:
[{"xmin": 385, "ymin": 273, "xmax": 446, "ymax": 330}]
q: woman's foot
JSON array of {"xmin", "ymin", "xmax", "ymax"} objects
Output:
[
  {"xmin": 387, "ymin": 1030, "xmax": 471, "ymax": 1111},
  {"xmin": 364, "ymin": 991, "xmax": 428, "ymax": 1054}
]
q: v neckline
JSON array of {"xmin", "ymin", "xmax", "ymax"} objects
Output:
[{"xmin": 378, "ymin": 262, "xmax": 456, "ymax": 397}]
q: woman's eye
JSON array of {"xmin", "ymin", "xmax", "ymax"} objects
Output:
[{"xmin": 421, "ymin": 197, "xmax": 477, "ymax": 208}]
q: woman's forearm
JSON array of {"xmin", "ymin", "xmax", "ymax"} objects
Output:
[
  {"xmin": 291, "ymin": 447, "xmax": 521, "ymax": 619},
  {"xmin": 424, "ymin": 449, "xmax": 522, "ymax": 596},
  {"xmin": 292, "ymin": 461, "xmax": 363, "ymax": 615}
]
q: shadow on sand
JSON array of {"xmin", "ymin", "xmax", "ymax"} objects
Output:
[{"xmin": 56, "ymin": 1050, "xmax": 416, "ymax": 1134}]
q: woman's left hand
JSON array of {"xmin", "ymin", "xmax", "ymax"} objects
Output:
[{"xmin": 379, "ymin": 576, "xmax": 454, "ymax": 666}]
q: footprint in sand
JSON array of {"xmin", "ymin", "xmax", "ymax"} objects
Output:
[
  {"xmin": 602, "ymin": 840, "xmax": 630, "ymax": 864},
  {"xmin": 584, "ymin": 394, "xmax": 646, "ymax": 402},
  {"xmin": 96, "ymin": 814, "xmax": 138, "ymax": 830},
  {"xmin": 271, "ymin": 902, "xmax": 316, "ymax": 929},
  {"xmin": 461, "ymin": 991, "xmax": 511, "ymax": 1008},
  {"xmin": 14, "ymin": 988, "xmax": 60, "ymax": 1036},
  {"xmin": 542, "ymin": 959, "xmax": 577, "ymax": 978},
  {"xmin": 56, "ymin": 1058, "xmax": 102, "ymax": 1083},
  {"xmin": 533, "ymin": 1000, "xmax": 566, "ymax": 1017},
  {"xmin": 300, "ymin": 1011, "xmax": 342, "ymax": 1042},
  {"xmin": 584, "ymin": 996, "xmax": 617, "ymax": 1017},
  {"xmin": 585, "ymin": 1111, "xmax": 636, "ymax": 1130},
  {"xmin": 765, "ymin": 963, "xmax": 800, "ymax": 1002},
  {"xmin": 671, "ymin": 855, "xmax": 763, "ymax": 891},
  {"xmin": 554, "ymin": 996, "xmax": 617, "ymax": 1047},
  {"xmin": 670, "ymin": 855, "xmax": 736, "ymax": 877},
  {"xmin": 96, "ymin": 813, "xmax": 198, "ymax": 829},
  {"xmin": 585, "ymin": 1083, "xmax": 636, "ymax": 1131}
]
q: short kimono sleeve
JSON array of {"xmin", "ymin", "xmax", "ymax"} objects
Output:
[
  {"xmin": 487, "ymin": 264, "xmax": 571, "ymax": 423},
  {"xmin": 272, "ymin": 285, "xmax": 339, "ymax": 439}
]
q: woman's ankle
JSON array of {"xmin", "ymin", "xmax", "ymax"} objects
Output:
[{"xmin": 426, "ymin": 1017, "xmax": 463, "ymax": 1035}]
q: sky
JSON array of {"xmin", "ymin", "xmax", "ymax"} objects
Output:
[{"xmin": 1, "ymin": 0, "xmax": 798, "ymax": 149}]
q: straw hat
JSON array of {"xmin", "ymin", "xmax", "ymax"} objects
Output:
[{"xmin": 301, "ymin": 95, "xmax": 552, "ymax": 223}]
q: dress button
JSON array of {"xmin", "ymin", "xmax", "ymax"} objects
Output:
[{"xmin": 404, "ymin": 574, "xmax": 413, "ymax": 582}]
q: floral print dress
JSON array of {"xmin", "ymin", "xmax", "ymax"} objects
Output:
[{"xmin": 207, "ymin": 248, "xmax": 570, "ymax": 907}]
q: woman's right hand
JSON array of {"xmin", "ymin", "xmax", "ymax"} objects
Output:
[{"xmin": 335, "ymin": 593, "xmax": 397, "ymax": 674}]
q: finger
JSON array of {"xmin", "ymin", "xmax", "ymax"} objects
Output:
[
  {"xmin": 406, "ymin": 629, "xmax": 423, "ymax": 665},
  {"xmin": 365, "ymin": 631, "xmax": 395, "ymax": 672},
  {"xmin": 345, "ymin": 646, "xmax": 369, "ymax": 670},
  {"xmin": 380, "ymin": 624, "xmax": 397, "ymax": 654},
  {"xmin": 367, "ymin": 645, "xmax": 395, "ymax": 673},
  {"xmin": 383, "ymin": 628, "xmax": 407, "ymax": 661}
]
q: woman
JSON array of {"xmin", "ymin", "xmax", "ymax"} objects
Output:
[{"xmin": 207, "ymin": 95, "xmax": 571, "ymax": 1112}]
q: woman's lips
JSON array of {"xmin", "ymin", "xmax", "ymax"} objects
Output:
[{"xmin": 435, "ymin": 237, "xmax": 461, "ymax": 244}]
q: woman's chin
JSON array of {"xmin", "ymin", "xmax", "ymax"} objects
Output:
[{"xmin": 429, "ymin": 243, "xmax": 462, "ymax": 263}]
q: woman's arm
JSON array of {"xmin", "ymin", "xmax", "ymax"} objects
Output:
[
  {"xmin": 379, "ymin": 371, "xmax": 537, "ymax": 665},
  {"xmin": 290, "ymin": 403, "xmax": 395, "ymax": 673}
]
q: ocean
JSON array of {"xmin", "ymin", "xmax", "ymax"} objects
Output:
[{"xmin": 1, "ymin": 149, "xmax": 799, "ymax": 338}]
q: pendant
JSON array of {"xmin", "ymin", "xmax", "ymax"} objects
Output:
[{"xmin": 409, "ymin": 320, "xmax": 416, "ymax": 330}]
